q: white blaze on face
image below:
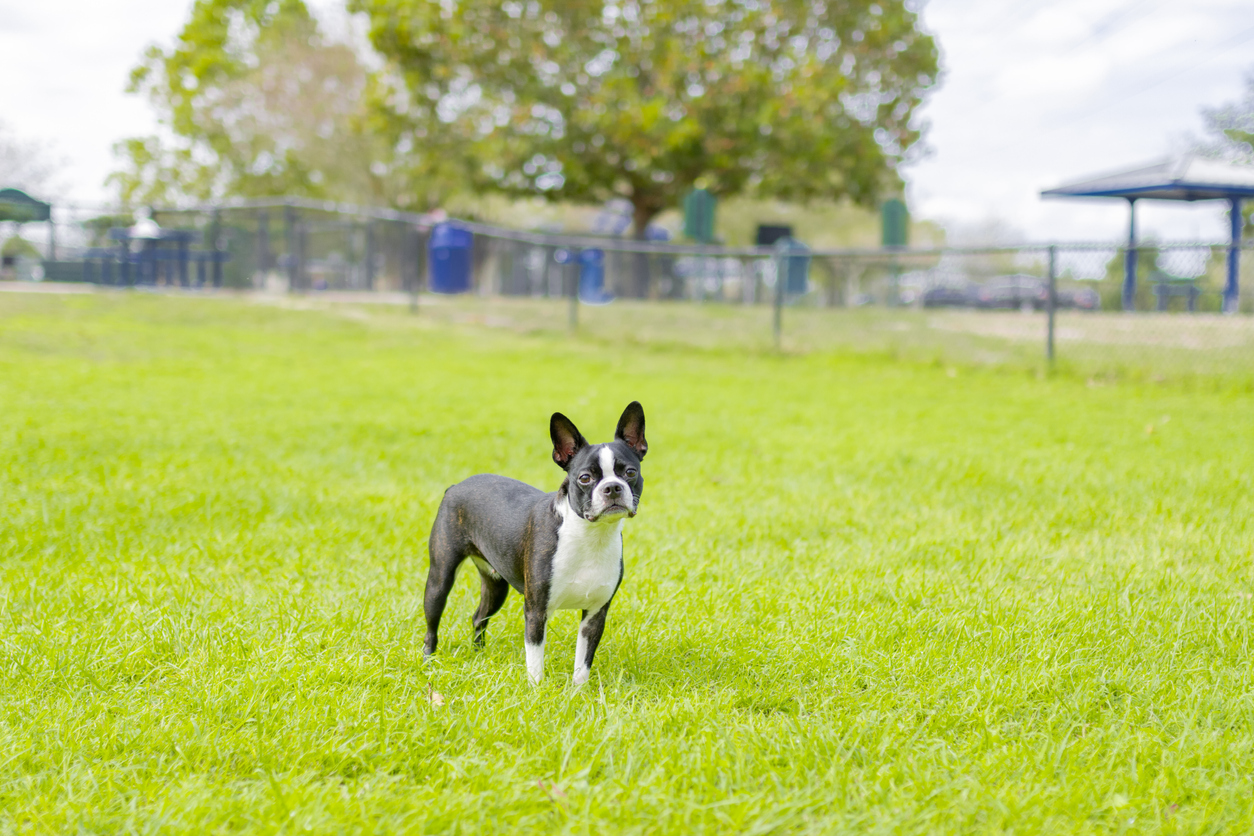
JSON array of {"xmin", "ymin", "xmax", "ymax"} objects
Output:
[{"xmin": 594, "ymin": 446, "xmax": 633, "ymax": 516}]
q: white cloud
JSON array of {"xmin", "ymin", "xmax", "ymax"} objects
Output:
[
  {"xmin": 994, "ymin": 52, "xmax": 1110, "ymax": 99},
  {"xmin": 0, "ymin": 0, "xmax": 193, "ymax": 206},
  {"xmin": 908, "ymin": 0, "xmax": 1254, "ymax": 241}
]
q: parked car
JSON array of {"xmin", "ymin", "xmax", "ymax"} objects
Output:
[
  {"xmin": 922, "ymin": 282, "xmax": 977, "ymax": 308},
  {"xmin": 1055, "ymin": 285, "xmax": 1100, "ymax": 310},
  {"xmin": 975, "ymin": 275, "xmax": 1048, "ymax": 311}
]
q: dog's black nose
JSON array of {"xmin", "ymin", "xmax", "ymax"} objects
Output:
[{"xmin": 603, "ymin": 482, "xmax": 623, "ymax": 496}]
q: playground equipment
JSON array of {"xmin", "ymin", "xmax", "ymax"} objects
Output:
[{"xmin": 81, "ymin": 217, "xmax": 229, "ymax": 287}]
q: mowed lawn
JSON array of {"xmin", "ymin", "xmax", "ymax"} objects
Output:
[{"xmin": 1, "ymin": 291, "xmax": 1253, "ymax": 834}]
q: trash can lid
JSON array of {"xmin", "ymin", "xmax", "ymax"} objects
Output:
[
  {"xmin": 430, "ymin": 223, "xmax": 473, "ymax": 249},
  {"xmin": 773, "ymin": 236, "xmax": 809, "ymax": 253}
]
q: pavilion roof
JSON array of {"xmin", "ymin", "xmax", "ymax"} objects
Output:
[
  {"xmin": 1041, "ymin": 156, "xmax": 1254, "ymax": 201},
  {"xmin": 0, "ymin": 187, "xmax": 51, "ymax": 222}
]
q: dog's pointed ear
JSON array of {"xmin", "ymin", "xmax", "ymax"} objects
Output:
[
  {"xmin": 615, "ymin": 401, "xmax": 647, "ymax": 459},
  {"xmin": 550, "ymin": 412, "xmax": 588, "ymax": 471}
]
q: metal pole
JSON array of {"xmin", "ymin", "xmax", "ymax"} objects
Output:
[
  {"xmin": 701, "ymin": 242, "xmax": 709, "ymax": 302},
  {"xmin": 409, "ymin": 227, "xmax": 420, "ymax": 314},
  {"xmin": 119, "ymin": 235, "xmax": 131, "ymax": 286},
  {"xmin": 773, "ymin": 247, "xmax": 784, "ymax": 349},
  {"xmin": 211, "ymin": 209, "xmax": 223, "ymax": 287},
  {"xmin": 297, "ymin": 223, "xmax": 307, "ymax": 291},
  {"xmin": 285, "ymin": 204, "xmax": 298, "ymax": 292},
  {"xmin": 1225, "ymin": 197, "xmax": 1242, "ymax": 314},
  {"xmin": 1123, "ymin": 198, "xmax": 1138, "ymax": 311},
  {"xmin": 568, "ymin": 253, "xmax": 579, "ymax": 332},
  {"xmin": 890, "ymin": 254, "xmax": 901, "ymax": 306},
  {"xmin": 47, "ymin": 208, "xmax": 56, "ymax": 261},
  {"xmin": 365, "ymin": 220, "xmax": 376, "ymax": 291},
  {"xmin": 1047, "ymin": 245, "xmax": 1057, "ymax": 366},
  {"xmin": 257, "ymin": 210, "xmax": 271, "ymax": 285}
]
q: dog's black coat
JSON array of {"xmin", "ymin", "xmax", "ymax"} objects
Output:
[{"xmin": 423, "ymin": 402, "xmax": 647, "ymax": 683}]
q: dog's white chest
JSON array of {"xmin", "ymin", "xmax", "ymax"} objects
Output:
[{"xmin": 548, "ymin": 504, "xmax": 623, "ymax": 614}]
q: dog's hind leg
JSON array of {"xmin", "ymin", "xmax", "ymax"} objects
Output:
[
  {"xmin": 470, "ymin": 561, "xmax": 510, "ymax": 649},
  {"xmin": 424, "ymin": 514, "xmax": 465, "ymax": 658}
]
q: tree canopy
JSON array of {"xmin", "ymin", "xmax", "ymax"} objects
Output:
[
  {"xmin": 117, "ymin": 0, "xmax": 939, "ymax": 226},
  {"xmin": 1201, "ymin": 72, "xmax": 1254, "ymax": 163},
  {"xmin": 1198, "ymin": 70, "xmax": 1254, "ymax": 226},
  {"xmin": 352, "ymin": 0, "xmax": 938, "ymax": 234},
  {"xmin": 111, "ymin": 0, "xmax": 463, "ymax": 209}
]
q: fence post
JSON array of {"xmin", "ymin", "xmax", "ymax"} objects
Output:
[
  {"xmin": 1226, "ymin": 197, "xmax": 1242, "ymax": 314},
  {"xmin": 119, "ymin": 233, "xmax": 131, "ymax": 286},
  {"xmin": 1047, "ymin": 245, "xmax": 1057, "ymax": 367},
  {"xmin": 773, "ymin": 245, "xmax": 785, "ymax": 349},
  {"xmin": 365, "ymin": 219, "xmax": 376, "ymax": 291},
  {"xmin": 297, "ymin": 222, "xmax": 308, "ymax": 291},
  {"xmin": 1123, "ymin": 198, "xmax": 1138, "ymax": 311},
  {"xmin": 285, "ymin": 204, "xmax": 298, "ymax": 292},
  {"xmin": 568, "ymin": 252, "xmax": 579, "ymax": 332},
  {"xmin": 210, "ymin": 209, "xmax": 223, "ymax": 288},
  {"xmin": 257, "ymin": 210, "xmax": 270, "ymax": 288},
  {"xmin": 409, "ymin": 227, "xmax": 420, "ymax": 314}
]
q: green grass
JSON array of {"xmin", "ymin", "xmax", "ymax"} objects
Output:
[
  {"xmin": 283, "ymin": 292, "xmax": 1254, "ymax": 385},
  {"xmin": 2, "ymin": 291, "xmax": 1253, "ymax": 834}
]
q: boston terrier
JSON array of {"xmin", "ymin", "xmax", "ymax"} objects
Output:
[{"xmin": 423, "ymin": 402, "xmax": 648, "ymax": 685}]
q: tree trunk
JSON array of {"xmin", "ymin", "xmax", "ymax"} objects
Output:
[{"xmin": 630, "ymin": 201, "xmax": 660, "ymax": 299}]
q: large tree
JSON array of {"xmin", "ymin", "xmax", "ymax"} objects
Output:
[
  {"xmin": 1198, "ymin": 70, "xmax": 1254, "ymax": 227},
  {"xmin": 351, "ymin": 0, "xmax": 938, "ymax": 236},
  {"xmin": 111, "ymin": 0, "xmax": 465, "ymax": 209},
  {"xmin": 1201, "ymin": 72, "xmax": 1254, "ymax": 163}
]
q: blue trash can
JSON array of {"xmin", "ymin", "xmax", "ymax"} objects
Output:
[
  {"xmin": 428, "ymin": 223, "xmax": 473, "ymax": 293},
  {"xmin": 578, "ymin": 249, "xmax": 612, "ymax": 304},
  {"xmin": 775, "ymin": 237, "xmax": 810, "ymax": 295}
]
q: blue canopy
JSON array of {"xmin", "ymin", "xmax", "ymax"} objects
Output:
[{"xmin": 1042, "ymin": 156, "xmax": 1252, "ymax": 313}]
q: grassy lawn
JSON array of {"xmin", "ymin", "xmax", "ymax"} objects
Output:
[
  {"xmin": 1, "ymin": 291, "xmax": 1253, "ymax": 834},
  {"xmin": 275, "ymin": 291, "xmax": 1254, "ymax": 384}
]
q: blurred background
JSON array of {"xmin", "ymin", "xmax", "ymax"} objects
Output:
[{"xmin": 2, "ymin": 0, "xmax": 1254, "ymax": 373}]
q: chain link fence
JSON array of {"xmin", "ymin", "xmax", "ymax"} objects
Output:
[{"xmin": 6, "ymin": 199, "xmax": 1252, "ymax": 381}]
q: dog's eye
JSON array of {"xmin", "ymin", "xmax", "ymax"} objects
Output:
[
  {"xmin": 577, "ymin": 473, "xmax": 593, "ymax": 485},
  {"xmin": 625, "ymin": 469, "xmax": 637, "ymax": 479}
]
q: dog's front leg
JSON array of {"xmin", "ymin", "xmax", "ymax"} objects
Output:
[
  {"xmin": 573, "ymin": 602, "xmax": 611, "ymax": 686},
  {"xmin": 524, "ymin": 600, "xmax": 547, "ymax": 684}
]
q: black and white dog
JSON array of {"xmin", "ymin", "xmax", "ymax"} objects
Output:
[{"xmin": 424, "ymin": 402, "xmax": 647, "ymax": 685}]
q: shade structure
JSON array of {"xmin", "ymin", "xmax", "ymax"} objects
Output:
[
  {"xmin": 1042, "ymin": 156, "xmax": 1253, "ymax": 313},
  {"xmin": 0, "ymin": 188, "xmax": 51, "ymax": 223}
]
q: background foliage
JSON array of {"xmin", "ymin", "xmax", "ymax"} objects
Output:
[
  {"xmin": 352, "ymin": 0, "xmax": 938, "ymax": 234},
  {"xmin": 110, "ymin": 0, "xmax": 462, "ymax": 209},
  {"xmin": 114, "ymin": 0, "xmax": 937, "ymax": 232}
]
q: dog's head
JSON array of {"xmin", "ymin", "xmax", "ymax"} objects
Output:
[{"xmin": 551, "ymin": 402, "xmax": 648, "ymax": 523}]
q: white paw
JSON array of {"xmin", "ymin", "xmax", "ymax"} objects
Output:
[
  {"xmin": 525, "ymin": 641, "xmax": 545, "ymax": 685},
  {"xmin": 572, "ymin": 667, "xmax": 590, "ymax": 687}
]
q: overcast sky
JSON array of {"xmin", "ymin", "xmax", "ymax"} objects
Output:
[{"xmin": 2, "ymin": 0, "xmax": 1252, "ymax": 242}]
